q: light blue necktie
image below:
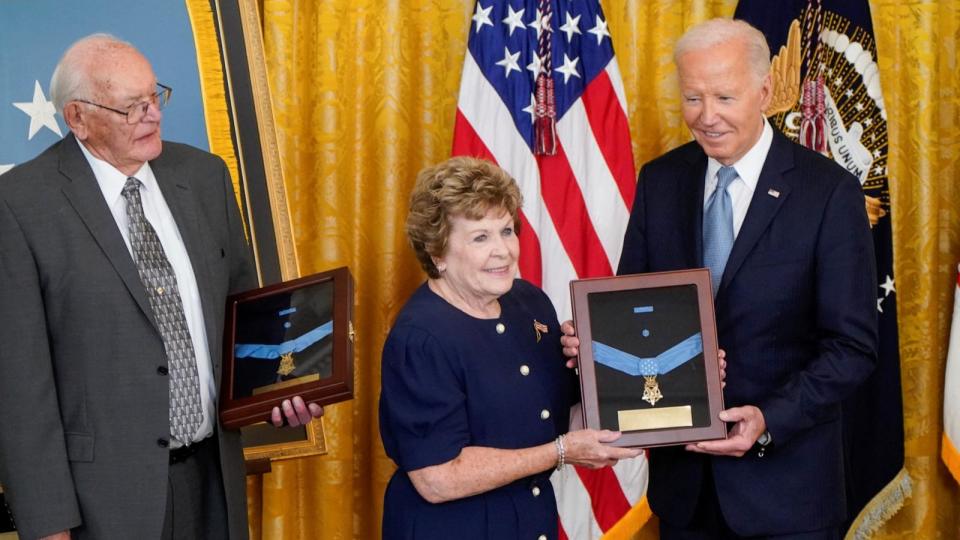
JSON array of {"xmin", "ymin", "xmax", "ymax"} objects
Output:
[{"xmin": 703, "ymin": 166, "xmax": 737, "ymax": 296}]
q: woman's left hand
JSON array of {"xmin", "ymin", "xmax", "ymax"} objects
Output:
[{"xmin": 560, "ymin": 320, "xmax": 579, "ymax": 368}]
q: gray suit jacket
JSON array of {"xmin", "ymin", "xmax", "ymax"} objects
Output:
[{"xmin": 0, "ymin": 134, "xmax": 257, "ymax": 539}]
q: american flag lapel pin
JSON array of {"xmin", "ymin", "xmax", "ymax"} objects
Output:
[
  {"xmin": 533, "ymin": 320, "xmax": 548, "ymax": 342},
  {"xmin": 768, "ymin": 188, "xmax": 781, "ymax": 198}
]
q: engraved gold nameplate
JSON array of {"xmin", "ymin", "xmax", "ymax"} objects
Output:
[{"xmin": 618, "ymin": 405, "xmax": 693, "ymax": 431}]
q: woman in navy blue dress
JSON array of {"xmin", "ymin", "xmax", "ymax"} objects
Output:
[{"xmin": 379, "ymin": 157, "xmax": 641, "ymax": 540}]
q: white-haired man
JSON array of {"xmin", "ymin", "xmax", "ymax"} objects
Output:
[
  {"xmin": 0, "ymin": 34, "xmax": 321, "ymax": 539},
  {"xmin": 565, "ymin": 18, "xmax": 877, "ymax": 539}
]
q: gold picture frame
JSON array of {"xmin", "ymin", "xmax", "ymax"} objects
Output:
[
  {"xmin": 201, "ymin": 0, "xmax": 327, "ymax": 460},
  {"xmin": 240, "ymin": 421, "xmax": 328, "ymax": 462}
]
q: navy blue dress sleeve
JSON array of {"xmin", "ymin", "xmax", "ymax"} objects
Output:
[{"xmin": 380, "ymin": 324, "xmax": 470, "ymax": 472}]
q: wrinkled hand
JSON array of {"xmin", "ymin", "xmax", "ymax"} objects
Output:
[
  {"xmin": 562, "ymin": 429, "xmax": 642, "ymax": 469},
  {"xmin": 271, "ymin": 395, "xmax": 324, "ymax": 428},
  {"xmin": 718, "ymin": 349, "xmax": 727, "ymax": 389},
  {"xmin": 685, "ymin": 405, "xmax": 765, "ymax": 457},
  {"xmin": 560, "ymin": 320, "xmax": 580, "ymax": 368},
  {"xmin": 39, "ymin": 532, "xmax": 71, "ymax": 540}
]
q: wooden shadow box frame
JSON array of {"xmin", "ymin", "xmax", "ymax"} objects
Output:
[
  {"xmin": 570, "ymin": 268, "xmax": 726, "ymax": 448},
  {"xmin": 220, "ymin": 267, "xmax": 354, "ymax": 430}
]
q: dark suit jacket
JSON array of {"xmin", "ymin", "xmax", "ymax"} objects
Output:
[
  {"xmin": 0, "ymin": 134, "xmax": 256, "ymax": 539},
  {"xmin": 618, "ymin": 130, "xmax": 878, "ymax": 536}
]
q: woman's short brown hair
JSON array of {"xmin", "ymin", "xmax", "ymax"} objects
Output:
[{"xmin": 406, "ymin": 156, "xmax": 523, "ymax": 278}]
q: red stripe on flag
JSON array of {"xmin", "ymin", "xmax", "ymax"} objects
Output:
[
  {"xmin": 581, "ymin": 69, "xmax": 637, "ymax": 209},
  {"xmin": 452, "ymin": 109, "xmax": 543, "ymax": 286},
  {"xmin": 516, "ymin": 210, "xmax": 543, "ymax": 287},
  {"xmin": 452, "ymin": 108, "xmax": 491, "ymax": 158},
  {"xmin": 575, "ymin": 466, "xmax": 633, "ymax": 532},
  {"xmin": 558, "ymin": 519, "xmax": 569, "ymax": 540},
  {"xmin": 537, "ymin": 144, "xmax": 613, "ymax": 278}
]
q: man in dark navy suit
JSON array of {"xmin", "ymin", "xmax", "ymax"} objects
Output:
[{"xmin": 565, "ymin": 18, "xmax": 877, "ymax": 540}]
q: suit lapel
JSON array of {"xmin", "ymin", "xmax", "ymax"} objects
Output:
[
  {"xmin": 667, "ymin": 143, "xmax": 708, "ymax": 269},
  {"xmin": 58, "ymin": 135, "xmax": 158, "ymax": 329},
  {"xmin": 683, "ymin": 152, "xmax": 708, "ymax": 269},
  {"xmin": 718, "ymin": 132, "xmax": 794, "ymax": 296},
  {"xmin": 152, "ymin": 156, "xmax": 220, "ymax": 372}
]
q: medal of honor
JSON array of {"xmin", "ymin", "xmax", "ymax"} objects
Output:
[
  {"xmin": 277, "ymin": 352, "xmax": 296, "ymax": 376},
  {"xmin": 642, "ymin": 375, "xmax": 663, "ymax": 406}
]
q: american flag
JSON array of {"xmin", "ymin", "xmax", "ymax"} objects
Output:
[{"xmin": 450, "ymin": 0, "xmax": 646, "ymax": 537}]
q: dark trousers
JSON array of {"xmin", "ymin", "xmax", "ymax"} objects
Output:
[
  {"xmin": 659, "ymin": 467, "xmax": 839, "ymax": 540},
  {"xmin": 161, "ymin": 437, "xmax": 230, "ymax": 540}
]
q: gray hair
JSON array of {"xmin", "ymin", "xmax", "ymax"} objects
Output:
[
  {"xmin": 674, "ymin": 18, "xmax": 771, "ymax": 81},
  {"xmin": 49, "ymin": 33, "xmax": 135, "ymax": 115}
]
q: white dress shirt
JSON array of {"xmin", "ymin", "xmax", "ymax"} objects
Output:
[
  {"xmin": 703, "ymin": 119, "xmax": 774, "ymax": 238},
  {"xmin": 78, "ymin": 139, "xmax": 215, "ymax": 446}
]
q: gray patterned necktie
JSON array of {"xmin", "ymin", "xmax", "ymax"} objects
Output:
[
  {"xmin": 703, "ymin": 166, "xmax": 737, "ymax": 296},
  {"xmin": 122, "ymin": 177, "xmax": 203, "ymax": 442}
]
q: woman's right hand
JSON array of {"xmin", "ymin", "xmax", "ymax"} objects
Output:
[
  {"xmin": 560, "ymin": 320, "xmax": 580, "ymax": 367},
  {"xmin": 561, "ymin": 429, "xmax": 642, "ymax": 469}
]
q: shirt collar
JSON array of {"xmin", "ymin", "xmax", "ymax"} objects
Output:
[
  {"xmin": 704, "ymin": 118, "xmax": 773, "ymax": 192},
  {"xmin": 75, "ymin": 137, "xmax": 156, "ymax": 205}
]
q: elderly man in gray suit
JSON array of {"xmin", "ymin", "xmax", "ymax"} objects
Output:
[{"xmin": 0, "ymin": 35, "xmax": 322, "ymax": 540}]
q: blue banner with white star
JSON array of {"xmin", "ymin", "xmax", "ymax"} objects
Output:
[
  {"xmin": 734, "ymin": 2, "xmax": 907, "ymax": 537},
  {"xmin": 0, "ymin": 0, "xmax": 208, "ymax": 175}
]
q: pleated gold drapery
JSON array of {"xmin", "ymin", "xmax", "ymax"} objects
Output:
[{"xmin": 250, "ymin": 1, "xmax": 960, "ymax": 538}]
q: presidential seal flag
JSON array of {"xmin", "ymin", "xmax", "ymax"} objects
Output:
[
  {"xmin": 451, "ymin": 0, "xmax": 648, "ymax": 537},
  {"xmin": 944, "ymin": 265, "xmax": 960, "ymax": 485},
  {"xmin": 734, "ymin": 1, "xmax": 908, "ymax": 538}
]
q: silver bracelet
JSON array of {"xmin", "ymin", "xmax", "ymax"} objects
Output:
[{"xmin": 555, "ymin": 434, "xmax": 566, "ymax": 471}]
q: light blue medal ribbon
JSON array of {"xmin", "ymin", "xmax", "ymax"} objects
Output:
[
  {"xmin": 235, "ymin": 320, "xmax": 334, "ymax": 359},
  {"xmin": 593, "ymin": 332, "xmax": 703, "ymax": 406},
  {"xmin": 591, "ymin": 332, "xmax": 703, "ymax": 377}
]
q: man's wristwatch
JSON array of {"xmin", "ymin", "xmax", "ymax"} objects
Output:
[{"xmin": 756, "ymin": 430, "xmax": 773, "ymax": 457}]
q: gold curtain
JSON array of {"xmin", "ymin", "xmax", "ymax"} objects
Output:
[
  {"xmin": 870, "ymin": 1, "xmax": 960, "ymax": 538},
  {"xmin": 251, "ymin": 0, "xmax": 960, "ymax": 538}
]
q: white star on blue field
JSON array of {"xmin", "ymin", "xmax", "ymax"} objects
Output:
[{"xmin": 0, "ymin": 1, "xmax": 212, "ymax": 176}]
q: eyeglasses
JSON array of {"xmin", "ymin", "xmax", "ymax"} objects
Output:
[{"xmin": 76, "ymin": 83, "xmax": 172, "ymax": 124}]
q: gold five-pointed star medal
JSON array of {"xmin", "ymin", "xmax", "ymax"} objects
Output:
[
  {"xmin": 277, "ymin": 352, "xmax": 296, "ymax": 376},
  {"xmin": 642, "ymin": 375, "xmax": 663, "ymax": 406}
]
